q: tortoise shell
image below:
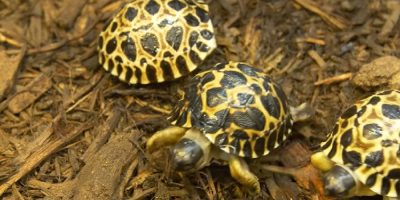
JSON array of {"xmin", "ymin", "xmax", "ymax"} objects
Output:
[
  {"xmin": 98, "ymin": 0, "xmax": 216, "ymax": 84},
  {"xmin": 319, "ymin": 90, "xmax": 400, "ymax": 197},
  {"xmin": 169, "ymin": 62, "xmax": 293, "ymax": 158}
]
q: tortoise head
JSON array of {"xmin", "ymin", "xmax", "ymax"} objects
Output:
[
  {"xmin": 171, "ymin": 128, "xmax": 213, "ymax": 171},
  {"xmin": 323, "ymin": 165, "xmax": 357, "ymax": 197},
  {"xmin": 171, "ymin": 138, "xmax": 204, "ymax": 171}
]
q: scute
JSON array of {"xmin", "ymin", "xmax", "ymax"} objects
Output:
[
  {"xmin": 169, "ymin": 62, "xmax": 293, "ymax": 158},
  {"xmin": 98, "ymin": 0, "xmax": 216, "ymax": 84},
  {"xmin": 318, "ymin": 90, "xmax": 400, "ymax": 197}
]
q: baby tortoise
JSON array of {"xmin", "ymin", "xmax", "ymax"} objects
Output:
[
  {"xmin": 147, "ymin": 62, "xmax": 308, "ymax": 193},
  {"xmin": 98, "ymin": 0, "xmax": 216, "ymax": 84},
  {"xmin": 311, "ymin": 90, "xmax": 400, "ymax": 199}
]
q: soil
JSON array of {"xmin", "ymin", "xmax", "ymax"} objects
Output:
[{"xmin": 0, "ymin": 0, "xmax": 399, "ymax": 199}]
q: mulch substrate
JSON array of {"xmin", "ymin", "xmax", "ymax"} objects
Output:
[{"xmin": 0, "ymin": 0, "xmax": 399, "ymax": 199}]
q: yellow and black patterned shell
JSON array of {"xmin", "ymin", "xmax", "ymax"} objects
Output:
[
  {"xmin": 169, "ymin": 62, "xmax": 293, "ymax": 158},
  {"xmin": 319, "ymin": 90, "xmax": 400, "ymax": 197},
  {"xmin": 98, "ymin": 0, "xmax": 216, "ymax": 84}
]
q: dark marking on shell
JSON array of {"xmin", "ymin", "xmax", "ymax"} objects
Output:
[
  {"xmin": 341, "ymin": 105, "xmax": 358, "ymax": 119},
  {"xmin": 125, "ymin": 7, "xmax": 138, "ymax": 21},
  {"xmin": 195, "ymin": 7, "xmax": 209, "ymax": 22},
  {"xmin": 164, "ymin": 51, "xmax": 173, "ymax": 58},
  {"xmin": 243, "ymin": 141, "xmax": 252, "ymax": 157},
  {"xmin": 232, "ymin": 130, "xmax": 249, "ymax": 139},
  {"xmin": 340, "ymin": 120, "xmax": 348, "ymax": 128},
  {"xmin": 189, "ymin": 50, "xmax": 201, "ymax": 64},
  {"xmin": 381, "ymin": 139, "xmax": 393, "ymax": 147},
  {"xmin": 254, "ymin": 137, "xmax": 265, "ymax": 157},
  {"xmin": 121, "ymin": 37, "xmax": 137, "ymax": 62},
  {"xmin": 140, "ymin": 58, "xmax": 146, "ymax": 65},
  {"xmin": 215, "ymin": 62, "xmax": 226, "ymax": 70},
  {"xmin": 146, "ymin": 64, "xmax": 157, "ymax": 83},
  {"xmin": 396, "ymin": 181, "xmax": 400, "ymax": 197},
  {"xmin": 262, "ymin": 79, "xmax": 270, "ymax": 92},
  {"xmin": 277, "ymin": 123, "xmax": 286, "ymax": 144},
  {"xmin": 229, "ymin": 137, "xmax": 241, "ymax": 155},
  {"xmin": 196, "ymin": 42, "xmax": 209, "ymax": 52},
  {"xmin": 261, "ymin": 94, "xmax": 281, "ymax": 119},
  {"xmin": 117, "ymin": 64, "xmax": 123, "ymax": 76},
  {"xmin": 368, "ymin": 96, "xmax": 381, "ymax": 105},
  {"xmin": 212, "ymin": 108, "xmax": 229, "ymax": 131},
  {"xmin": 388, "ymin": 169, "xmax": 400, "ymax": 179},
  {"xmin": 111, "ymin": 22, "xmax": 118, "ymax": 32},
  {"xmin": 340, "ymin": 129, "xmax": 353, "ymax": 148},
  {"xmin": 141, "ymin": 33, "xmax": 159, "ymax": 56},
  {"xmin": 184, "ymin": 14, "xmax": 200, "ymax": 26},
  {"xmin": 135, "ymin": 67, "xmax": 142, "ymax": 84},
  {"xmin": 381, "ymin": 177, "xmax": 391, "ymax": 195},
  {"xmin": 250, "ymin": 84, "xmax": 262, "ymax": 94},
  {"xmin": 398, "ymin": 146, "xmax": 400, "ymax": 159},
  {"xmin": 219, "ymin": 71, "xmax": 247, "ymax": 89},
  {"xmin": 145, "ymin": 0, "xmax": 160, "ymax": 15},
  {"xmin": 363, "ymin": 123, "xmax": 382, "ymax": 140},
  {"xmin": 237, "ymin": 63, "xmax": 258, "ymax": 76},
  {"xmin": 267, "ymin": 130, "xmax": 277, "ymax": 151},
  {"xmin": 273, "ymin": 84, "xmax": 289, "ymax": 112},
  {"xmin": 382, "ymin": 104, "xmax": 400, "ymax": 119},
  {"xmin": 231, "ymin": 108, "xmax": 265, "ymax": 131},
  {"xmin": 357, "ymin": 106, "xmax": 367, "ymax": 118},
  {"xmin": 107, "ymin": 59, "xmax": 115, "ymax": 72},
  {"xmin": 125, "ymin": 67, "xmax": 133, "ymax": 82},
  {"xmin": 106, "ymin": 37, "xmax": 117, "ymax": 54},
  {"xmin": 199, "ymin": 72, "xmax": 215, "ymax": 86},
  {"xmin": 343, "ymin": 151, "xmax": 362, "ymax": 167},
  {"xmin": 188, "ymin": 31, "xmax": 199, "ymax": 47},
  {"xmin": 200, "ymin": 29, "xmax": 214, "ymax": 40},
  {"xmin": 115, "ymin": 55, "xmax": 123, "ymax": 63},
  {"xmin": 214, "ymin": 132, "xmax": 228, "ymax": 146},
  {"xmin": 168, "ymin": 0, "xmax": 186, "ymax": 11},
  {"xmin": 237, "ymin": 93, "xmax": 254, "ymax": 106},
  {"xmin": 327, "ymin": 140, "xmax": 337, "ymax": 158},
  {"xmin": 160, "ymin": 60, "xmax": 174, "ymax": 80},
  {"xmin": 365, "ymin": 150, "xmax": 384, "ymax": 167},
  {"xmin": 365, "ymin": 173, "xmax": 377, "ymax": 187},
  {"xmin": 99, "ymin": 52, "xmax": 107, "ymax": 65},
  {"xmin": 175, "ymin": 108, "xmax": 188, "ymax": 126},
  {"xmin": 206, "ymin": 87, "xmax": 227, "ymax": 107},
  {"xmin": 166, "ymin": 26, "xmax": 183, "ymax": 51}
]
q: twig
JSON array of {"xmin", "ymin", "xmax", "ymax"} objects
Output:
[
  {"xmin": 293, "ymin": 0, "xmax": 347, "ymax": 30},
  {"xmin": 308, "ymin": 50, "xmax": 327, "ymax": 68},
  {"xmin": 314, "ymin": 73, "xmax": 352, "ymax": 86}
]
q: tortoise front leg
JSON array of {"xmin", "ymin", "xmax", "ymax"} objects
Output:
[
  {"xmin": 146, "ymin": 126, "xmax": 186, "ymax": 153},
  {"xmin": 228, "ymin": 155, "xmax": 260, "ymax": 194}
]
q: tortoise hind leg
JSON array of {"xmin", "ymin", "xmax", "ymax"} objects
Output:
[
  {"xmin": 146, "ymin": 126, "xmax": 186, "ymax": 153},
  {"xmin": 228, "ymin": 155, "xmax": 260, "ymax": 194}
]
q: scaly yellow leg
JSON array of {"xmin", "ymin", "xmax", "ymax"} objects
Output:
[
  {"xmin": 146, "ymin": 126, "xmax": 186, "ymax": 153},
  {"xmin": 229, "ymin": 155, "xmax": 260, "ymax": 194}
]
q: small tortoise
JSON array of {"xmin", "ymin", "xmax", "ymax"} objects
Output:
[
  {"xmin": 147, "ymin": 62, "xmax": 294, "ymax": 193},
  {"xmin": 98, "ymin": 0, "xmax": 216, "ymax": 84},
  {"xmin": 311, "ymin": 90, "xmax": 400, "ymax": 199}
]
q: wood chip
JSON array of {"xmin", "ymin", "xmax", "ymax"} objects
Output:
[
  {"xmin": 307, "ymin": 50, "xmax": 327, "ymax": 68},
  {"xmin": 8, "ymin": 75, "xmax": 52, "ymax": 114},
  {"xmin": 293, "ymin": 0, "xmax": 347, "ymax": 30},
  {"xmin": 380, "ymin": 0, "xmax": 400, "ymax": 36},
  {"xmin": 56, "ymin": 0, "xmax": 89, "ymax": 28},
  {"xmin": 0, "ymin": 49, "xmax": 25, "ymax": 100},
  {"xmin": 314, "ymin": 72, "xmax": 353, "ymax": 86}
]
